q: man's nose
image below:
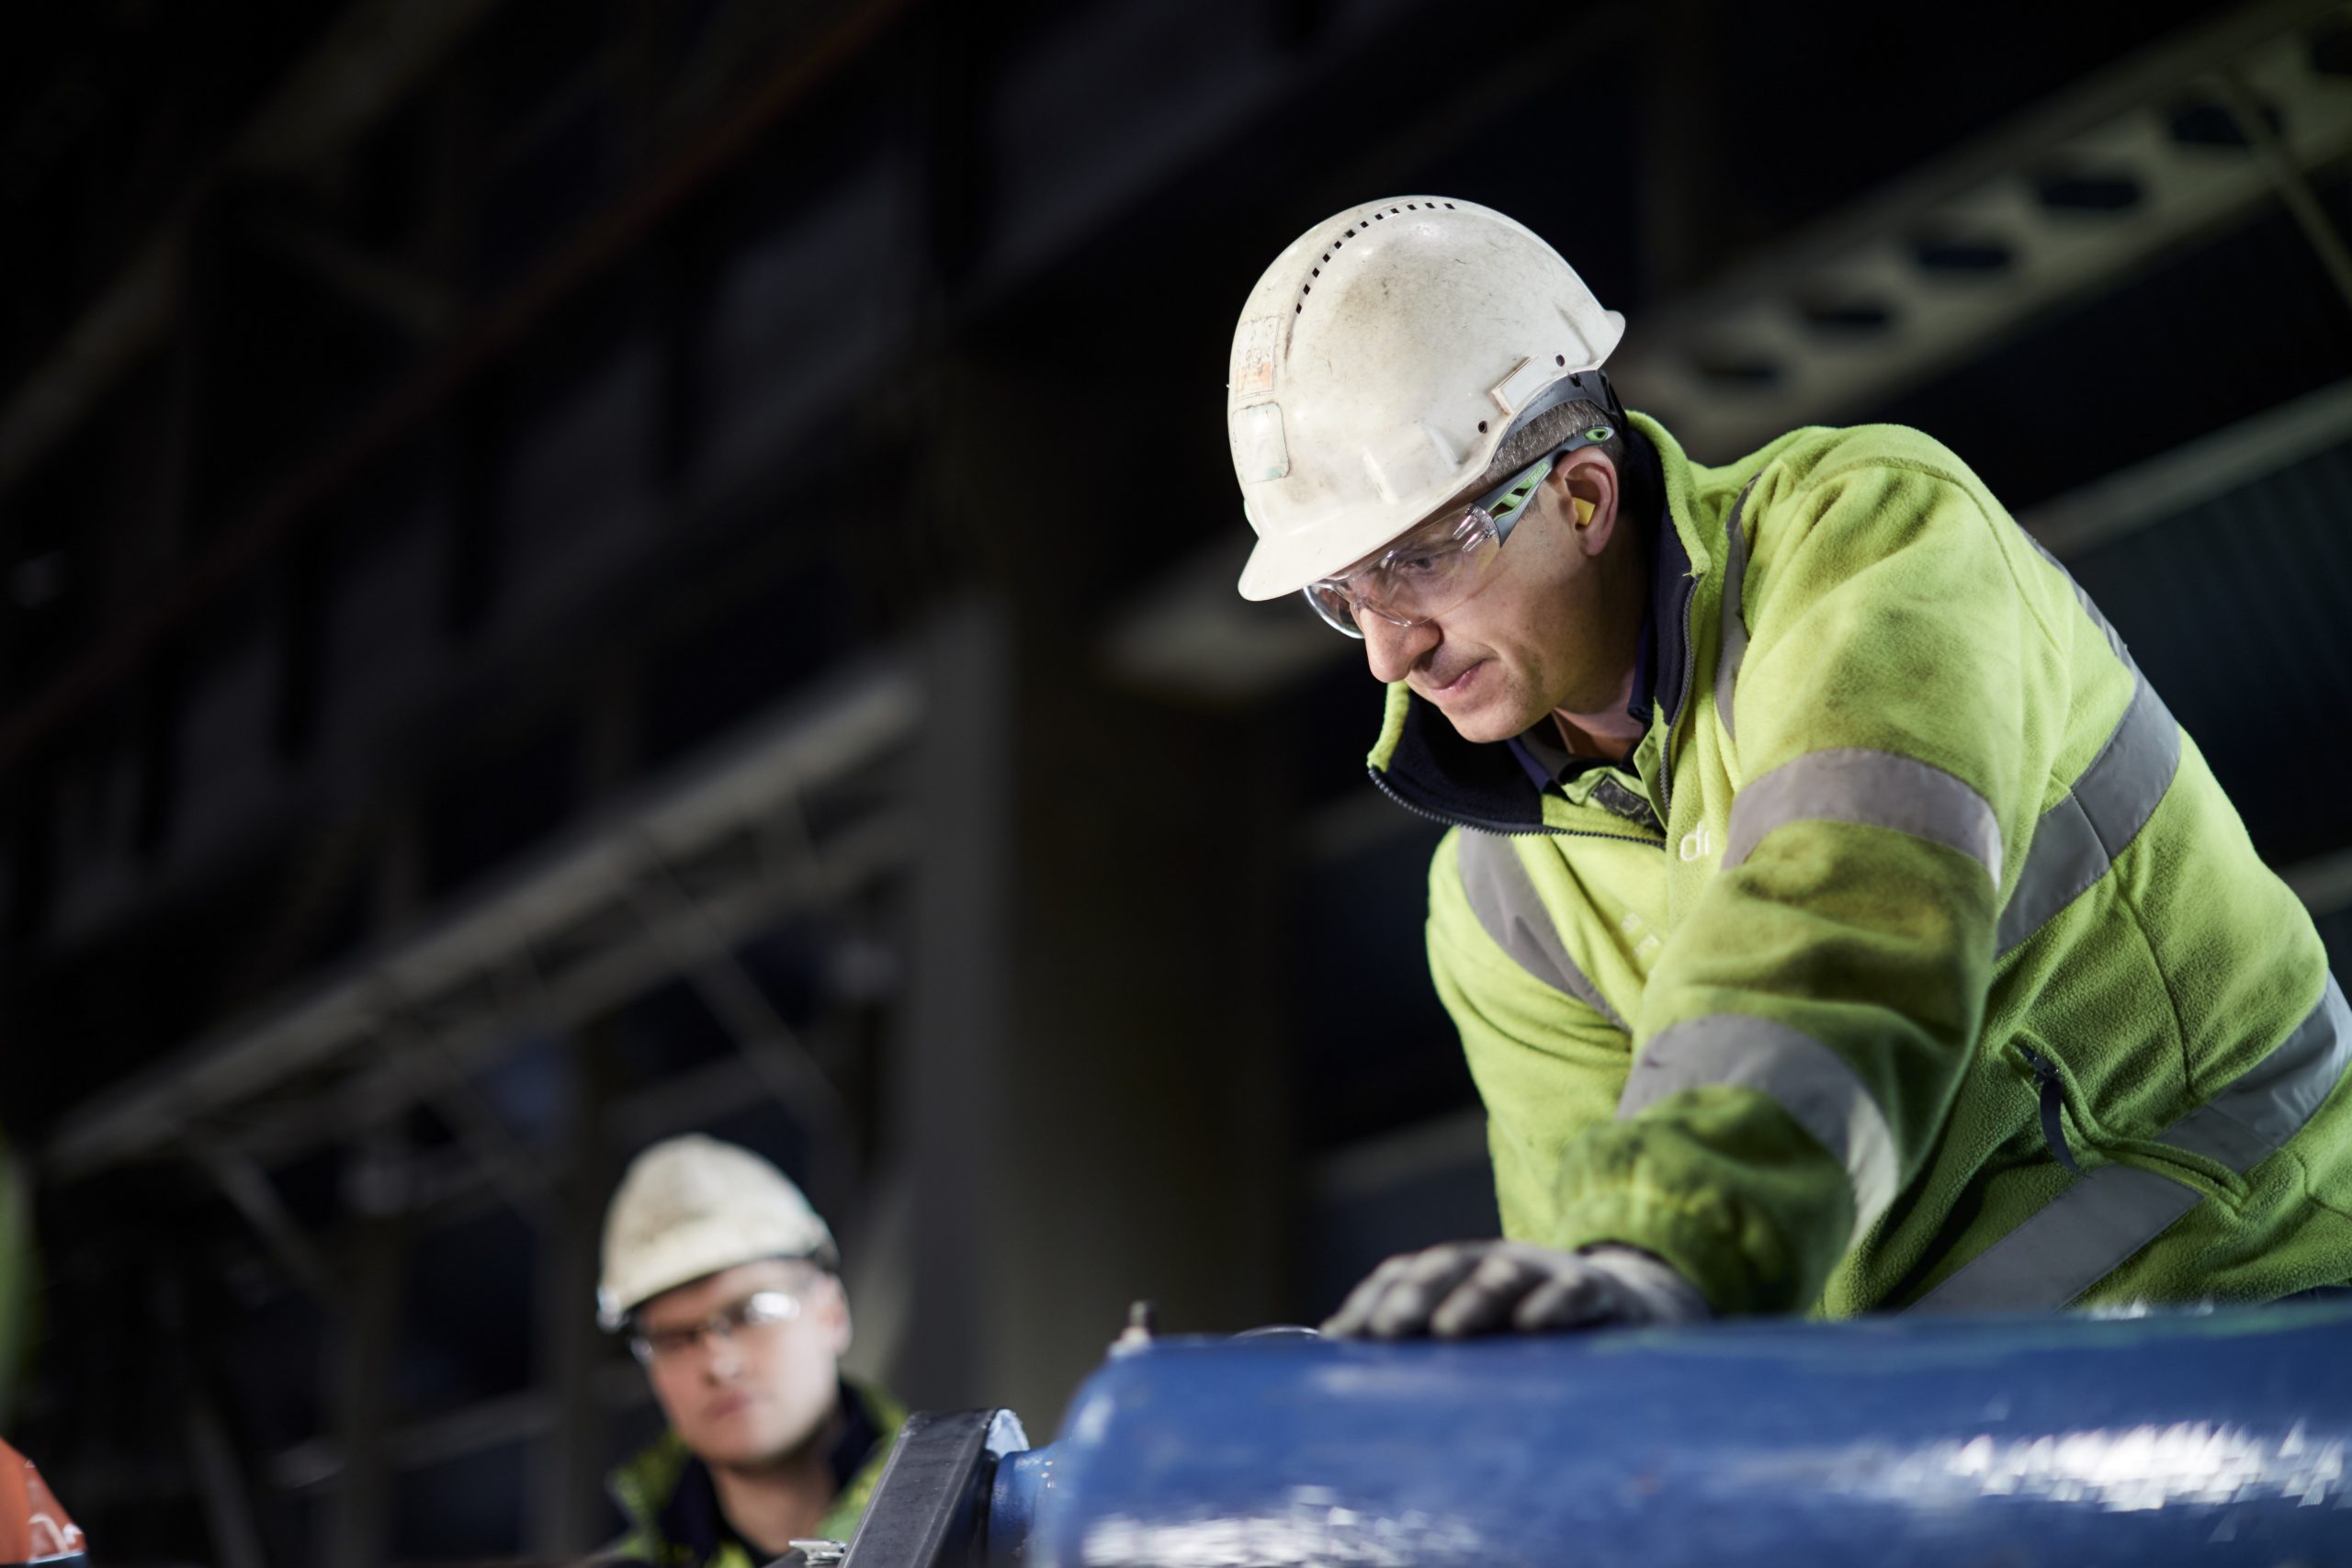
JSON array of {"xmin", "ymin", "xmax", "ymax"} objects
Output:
[
  {"xmin": 701, "ymin": 1330, "xmax": 747, "ymax": 1381},
  {"xmin": 1363, "ymin": 615, "xmax": 1439, "ymax": 683}
]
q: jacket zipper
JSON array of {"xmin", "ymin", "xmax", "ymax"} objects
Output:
[
  {"xmin": 2016, "ymin": 1043, "xmax": 2253, "ymax": 1204},
  {"xmin": 1656, "ymin": 569, "xmax": 1702, "ymax": 818},
  {"xmin": 1367, "ymin": 767, "xmax": 1664, "ymax": 848},
  {"xmin": 2017, "ymin": 1044, "xmax": 2084, "ymax": 1175}
]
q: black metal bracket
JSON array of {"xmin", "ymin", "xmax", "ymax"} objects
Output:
[{"xmin": 837, "ymin": 1407, "xmax": 1029, "ymax": 1568}]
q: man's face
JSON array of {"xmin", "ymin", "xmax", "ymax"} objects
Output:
[
  {"xmin": 635, "ymin": 1258, "xmax": 851, "ymax": 1471},
  {"xmin": 1356, "ymin": 458, "xmax": 1627, "ymax": 743}
]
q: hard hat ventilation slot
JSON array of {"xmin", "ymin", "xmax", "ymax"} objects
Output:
[{"xmin": 1292, "ymin": 199, "xmax": 1486, "ymax": 333}]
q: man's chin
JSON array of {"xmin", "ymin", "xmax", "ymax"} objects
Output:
[
  {"xmin": 1432, "ymin": 693, "xmax": 1536, "ymax": 746},
  {"xmin": 1418, "ymin": 671, "xmax": 1510, "ymax": 743},
  {"xmin": 695, "ymin": 1429, "xmax": 788, "ymax": 1471},
  {"xmin": 694, "ymin": 1412, "xmax": 830, "ymax": 1472}
]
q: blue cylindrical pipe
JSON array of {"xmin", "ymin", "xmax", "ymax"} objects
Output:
[{"xmin": 984, "ymin": 1301, "xmax": 2352, "ymax": 1567}]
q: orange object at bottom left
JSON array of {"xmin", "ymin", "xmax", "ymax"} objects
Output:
[{"xmin": 0, "ymin": 1440, "xmax": 83, "ymax": 1568}]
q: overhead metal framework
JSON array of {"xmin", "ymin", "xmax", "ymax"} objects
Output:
[
  {"xmin": 43, "ymin": 660, "xmax": 919, "ymax": 1187},
  {"xmin": 1611, "ymin": 0, "xmax": 2352, "ymax": 457},
  {"xmin": 0, "ymin": 0, "xmax": 511, "ymax": 496}
]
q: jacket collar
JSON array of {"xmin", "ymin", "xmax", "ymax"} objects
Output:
[{"xmin": 1368, "ymin": 415, "xmax": 1692, "ymax": 833}]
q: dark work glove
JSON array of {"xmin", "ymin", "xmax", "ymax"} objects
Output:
[{"xmin": 1321, "ymin": 1240, "xmax": 1710, "ymax": 1338}]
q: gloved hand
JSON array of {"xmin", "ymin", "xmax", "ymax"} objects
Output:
[{"xmin": 1320, "ymin": 1240, "xmax": 1710, "ymax": 1339}]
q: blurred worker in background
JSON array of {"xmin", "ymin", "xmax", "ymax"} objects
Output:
[
  {"xmin": 1227, "ymin": 197, "xmax": 2351, "ymax": 1336},
  {"xmin": 601, "ymin": 1134, "xmax": 901, "ymax": 1566}
]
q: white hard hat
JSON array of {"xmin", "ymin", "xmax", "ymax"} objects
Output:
[
  {"xmin": 597, "ymin": 1134, "xmax": 838, "ymax": 1330},
  {"xmin": 1227, "ymin": 197, "xmax": 1624, "ymax": 601}
]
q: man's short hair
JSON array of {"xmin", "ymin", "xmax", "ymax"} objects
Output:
[{"xmin": 1476, "ymin": 398, "xmax": 1627, "ymax": 490}]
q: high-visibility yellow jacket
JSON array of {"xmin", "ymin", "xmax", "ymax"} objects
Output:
[
  {"xmin": 1372, "ymin": 413, "xmax": 2352, "ymax": 1315},
  {"xmin": 606, "ymin": 1379, "xmax": 903, "ymax": 1567}
]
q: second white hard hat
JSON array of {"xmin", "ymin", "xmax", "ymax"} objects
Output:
[
  {"xmin": 596, "ymin": 1134, "xmax": 838, "ymax": 1330},
  {"xmin": 1227, "ymin": 197, "xmax": 1623, "ymax": 601}
]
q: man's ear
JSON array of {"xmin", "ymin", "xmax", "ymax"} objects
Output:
[
  {"xmin": 819, "ymin": 1274, "xmax": 854, "ymax": 1358},
  {"xmin": 1553, "ymin": 450, "xmax": 1620, "ymax": 554}
]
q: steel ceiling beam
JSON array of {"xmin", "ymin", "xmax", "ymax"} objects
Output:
[
  {"xmin": 40, "ymin": 662, "xmax": 919, "ymax": 1181},
  {"xmin": 1608, "ymin": 0, "xmax": 2352, "ymax": 458},
  {"xmin": 0, "ymin": 0, "xmax": 511, "ymax": 499},
  {"xmin": 0, "ymin": 0, "xmax": 913, "ymax": 777},
  {"xmin": 2020, "ymin": 374, "xmax": 2352, "ymax": 557}
]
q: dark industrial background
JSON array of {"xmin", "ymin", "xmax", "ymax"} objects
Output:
[{"xmin": 3, "ymin": 0, "xmax": 2349, "ymax": 1559}]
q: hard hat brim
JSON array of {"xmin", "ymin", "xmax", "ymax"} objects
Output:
[
  {"xmin": 596, "ymin": 1221, "xmax": 839, "ymax": 1330},
  {"xmin": 1232, "ymin": 352, "xmax": 1625, "ymax": 602}
]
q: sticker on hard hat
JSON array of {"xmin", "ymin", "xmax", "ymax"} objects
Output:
[
  {"xmin": 1233, "ymin": 401, "xmax": 1289, "ymax": 482},
  {"xmin": 1231, "ymin": 316, "xmax": 1281, "ymax": 398}
]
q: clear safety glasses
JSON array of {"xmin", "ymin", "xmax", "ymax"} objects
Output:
[
  {"xmin": 628, "ymin": 1288, "xmax": 802, "ymax": 1366},
  {"xmin": 1301, "ymin": 424, "xmax": 1613, "ymax": 638}
]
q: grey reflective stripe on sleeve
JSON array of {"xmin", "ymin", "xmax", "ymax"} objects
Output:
[
  {"xmin": 1714, "ymin": 478, "xmax": 1761, "ymax": 742},
  {"xmin": 1619, "ymin": 1015, "xmax": 1902, "ymax": 1245},
  {"xmin": 1912, "ymin": 974, "xmax": 2352, "ymax": 1314},
  {"xmin": 1995, "ymin": 676, "xmax": 2181, "ymax": 954},
  {"xmin": 2019, "ymin": 527, "xmax": 2134, "ymax": 672},
  {"xmin": 1724, "ymin": 749, "xmax": 2003, "ymax": 885},
  {"xmin": 1455, "ymin": 831, "xmax": 1628, "ymax": 1032}
]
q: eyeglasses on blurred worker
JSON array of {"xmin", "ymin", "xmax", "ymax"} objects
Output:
[
  {"xmin": 600, "ymin": 1134, "xmax": 901, "ymax": 1566},
  {"xmin": 1222, "ymin": 197, "xmax": 2351, "ymax": 1337}
]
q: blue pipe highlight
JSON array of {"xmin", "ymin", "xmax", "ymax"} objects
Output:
[{"xmin": 984, "ymin": 1301, "xmax": 2352, "ymax": 1566}]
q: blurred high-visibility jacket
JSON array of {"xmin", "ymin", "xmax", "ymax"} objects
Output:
[{"xmin": 1374, "ymin": 412, "xmax": 2352, "ymax": 1314}]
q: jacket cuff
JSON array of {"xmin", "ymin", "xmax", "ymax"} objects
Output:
[{"xmin": 1545, "ymin": 1089, "xmax": 1859, "ymax": 1315}]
